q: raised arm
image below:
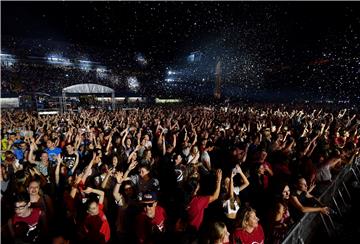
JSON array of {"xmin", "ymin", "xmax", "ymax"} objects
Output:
[
  {"xmin": 188, "ymin": 151, "xmax": 200, "ymax": 165},
  {"xmin": 123, "ymin": 160, "xmax": 138, "ymax": 180},
  {"xmin": 289, "ymin": 195, "xmax": 329, "ymax": 215},
  {"xmin": 35, "ymin": 133, "xmax": 44, "ymax": 146},
  {"xmin": 83, "ymin": 187, "xmax": 105, "ymax": 204},
  {"xmin": 241, "ymin": 143, "xmax": 249, "ymax": 163},
  {"xmin": 304, "ymin": 134, "xmax": 319, "ymax": 156},
  {"xmin": 28, "ymin": 140, "xmax": 37, "ymax": 164},
  {"xmin": 229, "ymin": 169, "xmax": 236, "ymax": 199},
  {"xmin": 162, "ymin": 134, "xmax": 166, "ymax": 156},
  {"xmin": 70, "ymin": 173, "xmax": 83, "ymax": 199},
  {"xmin": 121, "ymin": 126, "xmax": 129, "ymax": 149},
  {"xmin": 81, "ymin": 152, "xmax": 96, "ymax": 183},
  {"xmin": 113, "ymin": 171, "xmax": 126, "ymax": 206},
  {"xmin": 190, "ymin": 128, "xmax": 198, "ymax": 147},
  {"xmin": 105, "ymin": 135, "xmax": 113, "ymax": 156},
  {"xmin": 209, "ymin": 169, "xmax": 222, "ymax": 204},
  {"xmin": 101, "ymin": 168, "xmax": 115, "ymax": 190},
  {"xmin": 172, "ymin": 133, "xmax": 177, "ymax": 149},
  {"xmin": 74, "ymin": 133, "xmax": 83, "ymax": 151},
  {"xmin": 55, "ymin": 154, "xmax": 62, "ymax": 186},
  {"xmin": 70, "ymin": 151, "xmax": 80, "ymax": 175},
  {"xmin": 236, "ymin": 164, "xmax": 250, "ymax": 192},
  {"xmin": 127, "ymin": 145, "xmax": 141, "ymax": 164}
]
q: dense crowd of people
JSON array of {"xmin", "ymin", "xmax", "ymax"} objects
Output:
[
  {"xmin": 1, "ymin": 105, "xmax": 359, "ymax": 244},
  {"xmin": 1, "ymin": 63, "xmax": 129, "ymax": 96}
]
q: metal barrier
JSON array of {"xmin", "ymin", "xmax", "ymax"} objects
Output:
[{"xmin": 281, "ymin": 156, "xmax": 360, "ymax": 244}]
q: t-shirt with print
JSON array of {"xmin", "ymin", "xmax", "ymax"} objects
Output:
[
  {"xmin": 232, "ymin": 225, "xmax": 264, "ymax": 244},
  {"xmin": 12, "ymin": 208, "xmax": 42, "ymax": 243},
  {"xmin": 62, "ymin": 153, "xmax": 77, "ymax": 170},
  {"xmin": 35, "ymin": 162, "xmax": 49, "ymax": 177},
  {"xmin": 45, "ymin": 147, "xmax": 62, "ymax": 165}
]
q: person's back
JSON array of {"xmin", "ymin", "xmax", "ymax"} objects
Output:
[{"xmin": 187, "ymin": 169, "xmax": 222, "ymax": 231}]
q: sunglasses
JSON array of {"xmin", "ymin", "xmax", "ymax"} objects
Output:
[
  {"xmin": 15, "ymin": 204, "xmax": 28, "ymax": 210},
  {"xmin": 142, "ymin": 202, "xmax": 155, "ymax": 207}
]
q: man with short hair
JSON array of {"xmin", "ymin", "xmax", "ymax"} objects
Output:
[
  {"xmin": 29, "ymin": 141, "xmax": 50, "ymax": 178},
  {"xmin": 135, "ymin": 191, "xmax": 167, "ymax": 244},
  {"xmin": 8, "ymin": 192, "xmax": 47, "ymax": 243},
  {"xmin": 13, "ymin": 140, "xmax": 28, "ymax": 162},
  {"xmin": 62, "ymin": 143, "xmax": 79, "ymax": 175},
  {"xmin": 45, "ymin": 139, "xmax": 62, "ymax": 166}
]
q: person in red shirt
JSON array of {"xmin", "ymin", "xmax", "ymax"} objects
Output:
[
  {"xmin": 82, "ymin": 187, "xmax": 111, "ymax": 243},
  {"xmin": 187, "ymin": 169, "xmax": 222, "ymax": 231},
  {"xmin": 232, "ymin": 207, "xmax": 265, "ymax": 244},
  {"xmin": 135, "ymin": 191, "xmax": 167, "ymax": 244},
  {"xmin": 8, "ymin": 192, "xmax": 47, "ymax": 243}
]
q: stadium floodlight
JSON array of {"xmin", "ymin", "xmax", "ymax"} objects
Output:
[
  {"xmin": 38, "ymin": 111, "xmax": 59, "ymax": 115},
  {"xmin": 79, "ymin": 60, "xmax": 92, "ymax": 63},
  {"xmin": 96, "ymin": 67, "xmax": 106, "ymax": 73},
  {"xmin": 187, "ymin": 54, "xmax": 195, "ymax": 63},
  {"xmin": 187, "ymin": 51, "xmax": 203, "ymax": 63},
  {"xmin": 47, "ymin": 54, "xmax": 71, "ymax": 66},
  {"xmin": 79, "ymin": 60, "xmax": 92, "ymax": 71},
  {"xmin": 96, "ymin": 67, "xmax": 107, "ymax": 79},
  {"xmin": 1, "ymin": 53, "xmax": 16, "ymax": 66},
  {"xmin": 127, "ymin": 77, "xmax": 139, "ymax": 91}
]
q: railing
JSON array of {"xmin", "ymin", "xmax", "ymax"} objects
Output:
[{"xmin": 281, "ymin": 156, "xmax": 360, "ymax": 244}]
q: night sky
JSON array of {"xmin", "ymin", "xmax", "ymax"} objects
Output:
[{"xmin": 2, "ymin": 1, "xmax": 360, "ymax": 101}]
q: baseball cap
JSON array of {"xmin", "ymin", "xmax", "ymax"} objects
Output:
[{"xmin": 141, "ymin": 191, "xmax": 157, "ymax": 202}]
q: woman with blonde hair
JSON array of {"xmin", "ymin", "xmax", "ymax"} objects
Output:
[
  {"xmin": 231, "ymin": 207, "xmax": 264, "ymax": 244},
  {"xmin": 206, "ymin": 221, "xmax": 230, "ymax": 244}
]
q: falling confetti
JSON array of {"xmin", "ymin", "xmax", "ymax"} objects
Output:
[{"xmin": 1, "ymin": 2, "xmax": 359, "ymax": 103}]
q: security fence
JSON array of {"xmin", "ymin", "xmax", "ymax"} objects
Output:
[{"xmin": 282, "ymin": 156, "xmax": 360, "ymax": 244}]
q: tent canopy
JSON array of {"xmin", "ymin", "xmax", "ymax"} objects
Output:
[
  {"xmin": 62, "ymin": 83, "xmax": 115, "ymax": 111},
  {"xmin": 62, "ymin": 83, "xmax": 114, "ymax": 94}
]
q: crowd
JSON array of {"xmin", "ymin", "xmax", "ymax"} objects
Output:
[
  {"xmin": 1, "ymin": 105, "xmax": 359, "ymax": 244},
  {"xmin": 1, "ymin": 63, "xmax": 128, "ymax": 96}
]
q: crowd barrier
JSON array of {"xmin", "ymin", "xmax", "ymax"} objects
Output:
[{"xmin": 281, "ymin": 156, "xmax": 360, "ymax": 244}]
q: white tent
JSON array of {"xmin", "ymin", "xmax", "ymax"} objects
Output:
[{"xmin": 62, "ymin": 83, "xmax": 115, "ymax": 111}]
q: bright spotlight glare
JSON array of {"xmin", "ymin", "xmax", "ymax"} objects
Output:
[
  {"xmin": 47, "ymin": 54, "xmax": 71, "ymax": 65},
  {"xmin": 135, "ymin": 53, "xmax": 148, "ymax": 66},
  {"xmin": 127, "ymin": 77, "xmax": 139, "ymax": 91}
]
